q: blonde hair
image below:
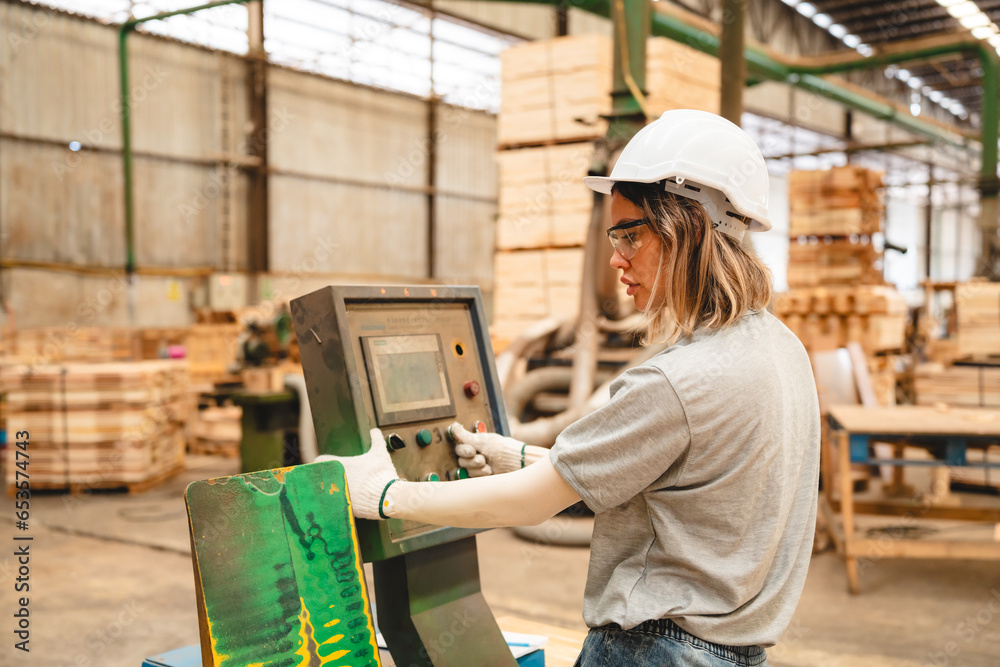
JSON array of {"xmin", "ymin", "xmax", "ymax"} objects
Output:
[{"xmin": 612, "ymin": 181, "xmax": 773, "ymax": 346}]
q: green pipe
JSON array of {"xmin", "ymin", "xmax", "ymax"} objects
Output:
[
  {"xmin": 608, "ymin": 0, "xmax": 650, "ymax": 140},
  {"xmin": 119, "ymin": 0, "xmax": 252, "ymax": 276},
  {"xmin": 507, "ymin": 0, "xmax": 985, "ymax": 154}
]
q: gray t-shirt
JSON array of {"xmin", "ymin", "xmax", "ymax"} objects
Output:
[{"xmin": 549, "ymin": 310, "xmax": 820, "ymax": 647}]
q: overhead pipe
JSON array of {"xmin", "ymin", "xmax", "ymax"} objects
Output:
[{"xmin": 119, "ymin": 0, "xmax": 253, "ymax": 281}]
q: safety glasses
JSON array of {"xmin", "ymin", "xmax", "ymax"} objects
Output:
[{"xmin": 606, "ymin": 218, "xmax": 652, "ymax": 260}]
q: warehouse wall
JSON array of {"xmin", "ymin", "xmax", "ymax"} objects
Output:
[{"xmin": 0, "ymin": 2, "xmax": 498, "ymax": 328}]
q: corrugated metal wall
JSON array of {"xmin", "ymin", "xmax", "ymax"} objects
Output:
[{"xmin": 0, "ymin": 1, "xmax": 499, "ymax": 327}]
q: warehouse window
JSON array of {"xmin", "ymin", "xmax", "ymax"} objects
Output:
[{"xmin": 37, "ymin": 0, "xmax": 511, "ymax": 111}]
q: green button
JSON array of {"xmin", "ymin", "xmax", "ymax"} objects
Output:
[
  {"xmin": 424, "ymin": 473, "xmax": 440, "ymax": 482},
  {"xmin": 416, "ymin": 429, "xmax": 433, "ymax": 448},
  {"xmin": 456, "ymin": 467, "xmax": 469, "ymax": 480}
]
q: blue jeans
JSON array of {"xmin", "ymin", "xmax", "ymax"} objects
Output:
[{"xmin": 573, "ymin": 620, "xmax": 769, "ymax": 667}]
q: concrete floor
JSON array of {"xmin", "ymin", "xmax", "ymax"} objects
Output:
[{"xmin": 1, "ymin": 455, "xmax": 999, "ymax": 666}]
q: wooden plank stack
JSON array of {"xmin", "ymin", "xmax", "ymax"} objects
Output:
[
  {"xmin": 3, "ymin": 328, "xmax": 137, "ymax": 365},
  {"xmin": 498, "ymin": 35, "xmax": 720, "ymax": 147},
  {"xmin": 956, "ymin": 281, "xmax": 1000, "ymax": 357},
  {"xmin": 188, "ymin": 405, "xmax": 242, "ymax": 457},
  {"xmin": 772, "ymin": 285, "xmax": 908, "ymax": 355},
  {"xmin": 786, "ymin": 167, "xmax": 884, "ymax": 288},
  {"xmin": 492, "ymin": 248, "xmax": 585, "ymax": 350},
  {"xmin": 493, "ymin": 35, "xmax": 719, "ymax": 349},
  {"xmin": 186, "ymin": 323, "xmax": 242, "ymax": 388},
  {"xmin": 496, "ymin": 143, "xmax": 595, "ymax": 250},
  {"xmin": 914, "ymin": 363, "xmax": 1000, "ymax": 408},
  {"xmin": 2, "ymin": 361, "xmax": 190, "ymax": 494}
]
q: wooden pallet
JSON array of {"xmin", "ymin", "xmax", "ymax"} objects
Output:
[
  {"xmin": 6, "ymin": 461, "xmax": 186, "ymax": 497},
  {"xmin": 188, "ymin": 438, "xmax": 240, "ymax": 458},
  {"xmin": 498, "ymin": 35, "xmax": 720, "ymax": 147},
  {"xmin": 957, "ymin": 282, "xmax": 1000, "ymax": 357},
  {"xmin": 914, "ymin": 363, "xmax": 1000, "ymax": 408},
  {"xmin": 773, "ymin": 286, "xmax": 908, "ymax": 354},
  {"xmin": 496, "ymin": 143, "xmax": 595, "ymax": 250}
]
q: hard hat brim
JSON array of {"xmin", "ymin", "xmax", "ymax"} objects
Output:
[{"xmin": 582, "ymin": 175, "xmax": 773, "ymax": 232}]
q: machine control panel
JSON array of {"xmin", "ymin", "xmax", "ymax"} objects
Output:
[{"xmin": 290, "ymin": 285, "xmax": 509, "ymax": 562}]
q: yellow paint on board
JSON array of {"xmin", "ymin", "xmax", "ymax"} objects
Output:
[
  {"xmin": 167, "ymin": 279, "xmax": 182, "ymax": 302},
  {"xmin": 324, "ymin": 619, "xmax": 341, "ymax": 628}
]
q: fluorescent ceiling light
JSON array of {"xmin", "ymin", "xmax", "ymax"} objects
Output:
[
  {"xmin": 828, "ymin": 23, "xmax": 847, "ymax": 39},
  {"xmin": 813, "ymin": 13, "xmax": 832, "ymax": 28},
  {"xmin": 921, "ymin": 86, "xmax": 932, "ymax": 95},
  {"xmin": 959, "ymin": 13, "xmax": 990, "ymax": 29},
  {"xmin": 781, "ymin": 0, "xmax": 801, "ymax": 6},
  {"xmin": 988, "ymin": 34, "xmax": 1000, "ymax": 46},
  {"xmin": 947, "ymin": 2, "xmax": 980, "ymax": 19},
  {"xmin": 936, "ymin": 0, "xmax": 965, "ymax": 6},
  {"xmin": 857, "ymin": 44, "xmax": 874, "ymax": 57},
  {"xmin": 797, "ymin": 3, "xmax": 817, "ymax": 18},
  {"xmin": 843, "ymin": 33, "xmax": 861, "ymax": 48},
  {"xmin": 896, "ymin": 68, "xmax": 911, "ymax": 81},
  {"xmin": 929, "ymin": 90, "xmax": 944, "ymax": 102},
  {"xmin": 908, "ymin": 76, "xmax": 923, "ymax": 89},
  {"xmin": 910, "ymin": 102, "xmax": 921, "ymax": 116},
  {"xmin": 972, "ymin": 26, "xmax": 997, "ymax": 39}
]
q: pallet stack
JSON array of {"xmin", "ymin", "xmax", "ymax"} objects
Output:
[
  {"xmin": 914, "ymin": 363, "xmax": 1000, "ymax": 408},
  {"xmin": 492, "ymin": 35, "xmax": 719, "ymax": 349},
  {"xmin": 786, "ymin": 167, "xmax": 884, "ymax": 288},
  {"xmin": 956, "ymin": 281, "xmax": 1000, "ymax": 357},
  {"xmin": 2, "ymin": 361, "xmax": 190, "ymax": 494},
  {"xmin": 188, "ymin": 405, "xmax": 242, "ymax": 457},
  {"xmin": 772, "ymin": 285, "xmax": 908, "ymax": 355}
]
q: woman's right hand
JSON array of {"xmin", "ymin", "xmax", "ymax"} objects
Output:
[{"xmin": 448, "ymin": 422, "xmax": 527, "ymax": 476}]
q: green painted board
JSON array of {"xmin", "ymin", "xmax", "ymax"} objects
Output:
[{"xmin": 185, "ymin": 461, "xmax": 381, "ymax": 667}]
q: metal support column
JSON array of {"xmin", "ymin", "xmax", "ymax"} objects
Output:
[
  {"xmin": 608, "ymin": 0, "xmax": 650, "ymax": 142},
  {"xmin": 246, "ymin": 0, "xmax": 269, "ymax": 274},
  {"xmin": 719, "ymin": 0, "xmax": 745, "ymax": 126}
]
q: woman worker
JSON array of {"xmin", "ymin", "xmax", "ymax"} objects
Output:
[{"xmin": 320, "ymin": 110, "xmax": 821, "ymax": 667}]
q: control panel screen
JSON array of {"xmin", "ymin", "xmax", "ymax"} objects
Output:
[{"xmin": 363, "ymin": 334, "xmax": 456, "ymax": 426}]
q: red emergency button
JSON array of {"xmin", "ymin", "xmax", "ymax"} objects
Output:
[
  {"xmin": 472, "ymin": 420, "xmax": 487, "ymax": 434},
  {"xmin": 463, "ymin": 381, "xmax": 480, "ymax": 398}
]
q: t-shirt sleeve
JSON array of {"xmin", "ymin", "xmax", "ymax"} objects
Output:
[{"xmin": 548, "ymin": 363, "xmax": 691, "ymax": 514}]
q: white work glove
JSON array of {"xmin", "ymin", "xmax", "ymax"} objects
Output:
[
  {"xmin": 449, "ymin": 422, "xmax": 528, "ymax": 476},
  {"xmin": 315, "ymin": 428, "xmax": 399, "ymax": 521}
]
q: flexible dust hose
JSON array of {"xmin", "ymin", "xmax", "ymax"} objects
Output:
[
  {"xmin": 508, "ymin": 341, "xmax": 670, "ymax": 446},
  {"xmin": 283, "ymin": 373, "xmax": 318, "ymax": 463}
]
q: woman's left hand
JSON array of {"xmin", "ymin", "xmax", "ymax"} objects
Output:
[{"xmin": 314, "ymin": 428, "xmax": 399, "ymax": 520}]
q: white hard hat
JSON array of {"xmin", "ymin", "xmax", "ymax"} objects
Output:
[{"xmin": 583, "ymin": 110, "xmax": 771, "ymax": 240}]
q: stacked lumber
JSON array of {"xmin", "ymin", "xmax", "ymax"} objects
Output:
[
  {"xmin": 2, "ymin": 361, "xmax": 190, "ymax": 493},
  {"xmin": 956, "ymin": 282, "xmax": 1000, "ymax": 357},
  {"xmin": 499, "ymin": 35, "xmax": 611, "ymax": 146},
  {"xmin": 188, "ymin": 405, "xmax": 241, "ymax": 457},
  {"xmin": 498, "ymin": 35, "xmax": 720, "ymax": 147},
  {"xmin": 496, "ymin": 143, "xmax": 595, "ymax": 250},
  {"xmin": 786, "ymin": 167, "xmax": 884, "ymax": 288},
  {"xmin": 646, "ymin": 38, "xmax": 721, "ymax": 115},
  {"xmin": 3, "ymin": 328, "xmax": 136, "ymax": 365},
  {"xmin": 491, "ymin": 248, "xmax": 585, "ymax": 351},
  {"xmin": 493, "ymin": 35, "xmax": 719, "ymax": 349},
  {"xmin": 914, "ymin": 363, "xmax": 1000, "ymax": 408},
  {"xmin": 186, "ymin": 323, "xmax": 242, "ymax": 388},
  {"xmin": 773, "ymin": 285, "xmax": 908, "ymax": 355}
]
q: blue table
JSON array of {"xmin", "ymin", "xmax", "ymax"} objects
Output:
[{"xmin": 827, "ymin": 405, "xmax": 1000, "ymax": 593}]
